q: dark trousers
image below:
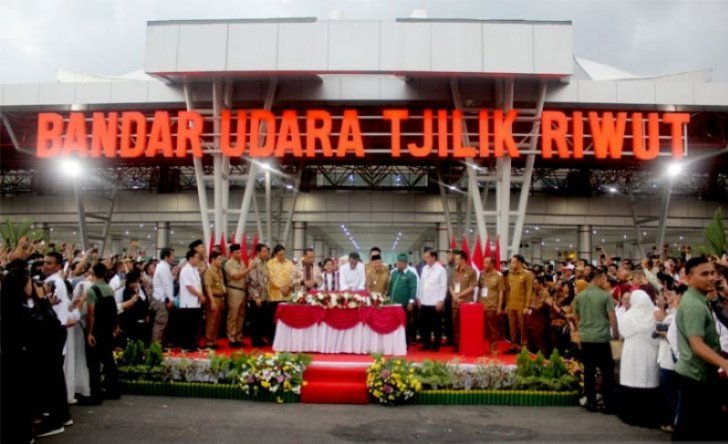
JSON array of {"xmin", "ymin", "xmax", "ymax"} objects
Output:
[
  {"xmin": 86, "ymin": 337, "xmax": 119, "ymax": 401},
  {"xmin": 660, "ymin": 368, "xmax": 678, "ymax": 427},
  {"xmin": 581, "ymin": 342, "xmax": 615, "ymax": 408},
  {"xmin": 443, "ymin": 294, "xmax": 453, "ymax": 344},
  {"xmin": 250, "ymin": 300, "xmax": 273, "ymax": 345},
  {"xmin": 176, "ymin": 308, "xmax": 202, "ymax": 350},
  {"xmin": 406, "ymin": 306, "xmax": 419, "ymax": 345},
  {"xmin": 419, "ymin": 305, "xmax": 442, "ymax": 347},
  {"xmin": 673, "ymin": 373, "xmax": 722, "ymax": 441}
]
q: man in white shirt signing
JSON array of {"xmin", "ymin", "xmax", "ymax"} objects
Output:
[
  {"xmin": 340, "ymin": 252, "xmax": 366, "ymax": 291},
  {"xmin": 177, "ymin": 250, "xmax": 205, "ymax": 350},
  {"xmin": 417, "ymin": 250, "xmax": 448, "ymax": 351}
]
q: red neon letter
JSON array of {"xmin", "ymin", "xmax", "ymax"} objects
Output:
[
  {"xmin": 177, "ymin": 111, "xmax": 204, "ymax": 157},
  {"xmin": 62, "ymin": 112, "xmax": 88, "ymax": 156},
  {"xmin": 146, "ymin": 111, "xmax": 173, "ymax": 157},
  {"xmin": 275, "ymin": 110, "xmax": 303, "ymax": 157},
  {"xmin": 451, "ymin": 110, "xmax": 476, "ymax": 158},
  {"xmin": 493, "ymin": 110, "xmax": 519, "ymax": 157},
  {"xmin": 408, "ymin": 110, "xmax": 433, "ymax": 157},
  {"xmin": 249, "ymin": 110, "xmax": 276, "ymax": 157},
  {"xmin": 90, "ymin": 112, "xmax": 118, "ymax": 158},
  {"xmin": 306, "ymin": 110, "xmax": 333, "ymax": 157},
  {"xmin": 36, "ymin": 113, "xmax": 64, "ymax": 158},
  {"xmin": 437, "ymin": 110, "xmax": 448, "ymax": 157},
  {"xmin": 336, "ymin": 110, "xmax": 364, "ymax": 157},
  {"xmin": 383, "ymin": 109, "xmax": 408, "ymax": 157},
  {"xmin": 541, "ymin": 111, "xmax": 569, "ymax": 159},
  {"xmin": 632, "ymin": 112, "xmax": 659, "ymax": 160},
  {"xmin": 221, "ymin": 110, "xmax": 246, "ymax": 157},
  {"xmin": 478, "ymin": 110, "xmax": 490, "ymax": 157},
  {"xmin": 589, "ymin": 111, "xmax": 627, "ymax": 159},
  {"xmin": 662, "ymin": 113, "xmax": 690, "ymax": 159},
  {"xmin": 120, "ymin": 111, "xmax": 146, "ymax": 158}
]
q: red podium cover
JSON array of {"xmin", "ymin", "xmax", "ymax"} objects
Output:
[{"xmin": 459, "ymin": 303, "xmax": 484, "ymax": 356}]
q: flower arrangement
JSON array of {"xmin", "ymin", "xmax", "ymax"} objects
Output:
[
  {"xmin": 238, "ymin": 352, "xmax": 311, "ymax": 403},
  {"xmin": 512, "ymin": 348, "xmax": 579, "ymax": 392},
  {"xmin": 366, "ymin": 355, "xmax": 422, "ymax": 406},
  {"xmin": 416, "ymin": 359, "xmax": 515, "ymax": 391},
  {"xmin": 290, "ymin": 290, "xmax": 388, "ymax": 309}
]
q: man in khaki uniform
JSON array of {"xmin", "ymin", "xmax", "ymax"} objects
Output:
[
  {"xmin": 365, "ymin": 254, "xmax": 390, "ymax": 295},
  {"xmin": 224, "ymin": 244, "xmax": 248, "ymax": 347},
  {"xmin": 203, "ymin": 251, "xmax": 226, "ymax": 348},
  {"xmin": 505, "ymin": 254, "xmax": 533, "ymax": 353},
  {"xmin": 449, "ymin": 250, "xmax": 478, "ymax": 351},
  {"xmin": 478, "ymin": 256, "xmax": 505, "ymax": 355}
]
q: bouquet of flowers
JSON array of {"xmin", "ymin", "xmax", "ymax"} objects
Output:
[
  {"xmin": 238, "ymin": 352, "xmax": 310, "ymax": 403},
  {"xmin": 290, "ymin": 291, "xmax": 388, "ymax": 309},
  {"xmin": 366, "ymin": 355, "xmax": 422, "ymax": 406}
]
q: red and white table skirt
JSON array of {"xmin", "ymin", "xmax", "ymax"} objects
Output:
[{"xmin": 273, "ymin": 304, "xmax": 407, "ymax": 355}]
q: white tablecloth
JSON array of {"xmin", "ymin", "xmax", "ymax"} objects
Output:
[{"xmin": 273, "ymin": 322, "xmax": 407, "ymax": 355}]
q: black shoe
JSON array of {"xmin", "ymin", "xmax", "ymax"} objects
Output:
[
  {"xmin": 420, "ymin": 344, "xmax": 433, "ymax": 351},
  {"xmin": 103, "ymin": 392, "xmax": 121, "ymax": 400},
  {"xmin": 251, "ymin": 341, "xmax": 265, "ymax": 347},
  {"xmin": 228, "ymin": 341, "xmax": 242, "ymax": 347},
  {"xmin": 432, "ymin": 345, "xmax": 441, "ymax": 352},
  {"xmin": 205, "ymin": 344, "xmax": 218, "ymax": 350},
  {"xmin": 503, "ymin": 348, "xmax": 519, "ymax": 355},
  {"xmin": 585, "ymin": 403, "xmax": 599, "ymax": 413}
]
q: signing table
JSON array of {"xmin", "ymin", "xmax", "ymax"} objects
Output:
[{"xmin": 273, "ymin": 304, "xmax": 407, "ymax": 355}]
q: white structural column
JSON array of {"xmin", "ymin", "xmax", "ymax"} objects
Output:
[
  {"xmin": 530, "ymin": 238, "xmax": 543, "ymax": 264},
  {"xmin": 436, "ymin": 170, "xmax": 454, "ymax": 240},
  {"xmin": 615, "ymin": 242, "xmax": 625, "ymax": 259},
  {"xmin": 510, "ymin": 81, "xmax": 547, "ymax": 255},
  {"xmin": 265, "ymin": 169, "xmax": 272, "ymax": 244},
  {"xmin": 185, "ymin": 83, "xmax": 211, "ymax": 246},
  {"xmin": 450, "ymin": 79, "xmax": 488, "ymax": 247},
  {"xmin": 437, "ymin": 222, "xmax": 449, "ymax": 253},
  {"xmin": 212, "ymin": 79, "xmax": 224, "ymax": 242},
  {"xmin": 495, "ymin": 78, "xmax": 514, "ymax": 263},
  {"xmin": 156, "ymin": 222, "xmax": 170, "ymax": 258},
  {"xmin": 292, "ymin": 221, "xmax": 306, "ymax": 260},
  {"xmin": 314, "ymin": 239, "xmax": 325, "ymax": 262},
  {"xmin": 578, "ymin": 225, "xmax": 593, "ymax": 261},
  {"xmin": 234, "ymin": 79, "xmax": 278, "ymax": 244}
]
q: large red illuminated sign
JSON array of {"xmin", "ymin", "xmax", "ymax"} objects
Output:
[{"xmin": 36, "ymin": 109, "xmax": 689, "ymax": 160}]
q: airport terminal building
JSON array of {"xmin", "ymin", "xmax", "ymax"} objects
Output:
[{"xmin": 1, "ymin": 18, "xmax": 727, "ymax": 264}]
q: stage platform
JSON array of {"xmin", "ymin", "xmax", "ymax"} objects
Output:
[{"xmin": 167, "ymin": 339, "xmax": 518, "ymax": 404}]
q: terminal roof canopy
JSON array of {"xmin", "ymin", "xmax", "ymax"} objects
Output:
[{"xmin": 144, "ymin": 18, "xmax": 574, "ymax": 81}]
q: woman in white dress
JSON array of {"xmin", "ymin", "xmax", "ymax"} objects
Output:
[{"xmin": 618, "ymin": 289, "xmax": 660, "ymax": 428}]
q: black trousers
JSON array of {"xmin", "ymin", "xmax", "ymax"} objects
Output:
[
  {"xmin": 176, "ymin": 308, "xmax": 202, "ymax": 350},
  {"xmin": 580, "ymin": 342, "xmax": 614, "ymax": 408},
  {"xmin": 249, "ymin": 300, "xmax": 273, "ymax": 345},
  {"xmin": 419, "ymin": 305, "xmax": 442, "ymax": 347},
  {"xmin": 86, "ymin": 336, "xmax": 119, "ymax": 401},
  {"xmin": 443, "ymin": 294, "xmax": 453, "ymax": 344},
  {"xmin": 673, "ymin": 373, "xmax": 722, "ymax": 441}
]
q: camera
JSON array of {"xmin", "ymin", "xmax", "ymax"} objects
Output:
[{"xmin": 652, "ymin": 322, "xmax": 669, "ymax": 339}]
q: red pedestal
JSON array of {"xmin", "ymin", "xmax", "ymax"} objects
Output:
[{"xmin": 460, "ymin": 303, "xmax": 484, "ymax": 356}]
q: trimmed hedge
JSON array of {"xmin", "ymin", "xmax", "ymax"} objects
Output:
[
  {"xmin": 120, "ymin": 380, "xmax": 300, "ymax": 403},
  {"xmin": 414, "ymin": 389, "xmax": 579, "ymax": 406}
]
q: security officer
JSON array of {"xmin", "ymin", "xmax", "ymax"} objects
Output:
[
  {"xmin": 449, "ymin": 250, "xmax": 478, "ymax": 352},
  {"xmin": 224, "ymin": 244, "xmax": 248, "ymax": 347},
  {"xmin": 478, "ymin": 256, "xmax": 505, "ymax": 355},
  {"xmin": 203, "ymin": 251, "xmax": 226, "ymax": 349}
]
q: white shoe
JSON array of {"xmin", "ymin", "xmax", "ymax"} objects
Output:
[
  {"xmin": 68, "ymin": 398, "xmax": 78, "ymax": 405},
  {"xmin": 62, "ymin": 418, "xmax": 74, "ymax": 427},
  {"xmin": 36, "ymin": 426, "xmax": 65, "ymax": 438}
]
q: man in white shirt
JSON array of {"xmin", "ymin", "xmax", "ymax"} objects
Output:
[
  {"xmin": 340, "ymin": 252, "xmax": 366, "ymax": 291},
  {"xmin": 177, "ymin": 250, "xmax": 205, "ymax": 350},
  {"xmin": 42, "ymin": 251, "xmax": 77, "ymax": 418},
  {"xmin": 108, "ymin": 260, "xmax": 129, "ymax": 304},
  {"xmin": 417, "ymin": 250, "xmax": 448, "ymax": 351},
  {"xmin": 151, "ymin": 247, "xmax": 176, "ymax": 344}
]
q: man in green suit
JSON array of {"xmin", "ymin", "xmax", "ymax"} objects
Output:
[{"xmin": 389, "ymin": 253, "xmax": 418, "ymax": 346}]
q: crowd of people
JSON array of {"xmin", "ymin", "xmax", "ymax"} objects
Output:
[{"xmin": 1, "ymin": 235, "xmax": 727, "ymax": 442}]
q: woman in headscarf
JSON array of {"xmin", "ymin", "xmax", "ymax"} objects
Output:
[{"xmin": 617, "ymin": 289, "xmax": 661, "ymax": 428}]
